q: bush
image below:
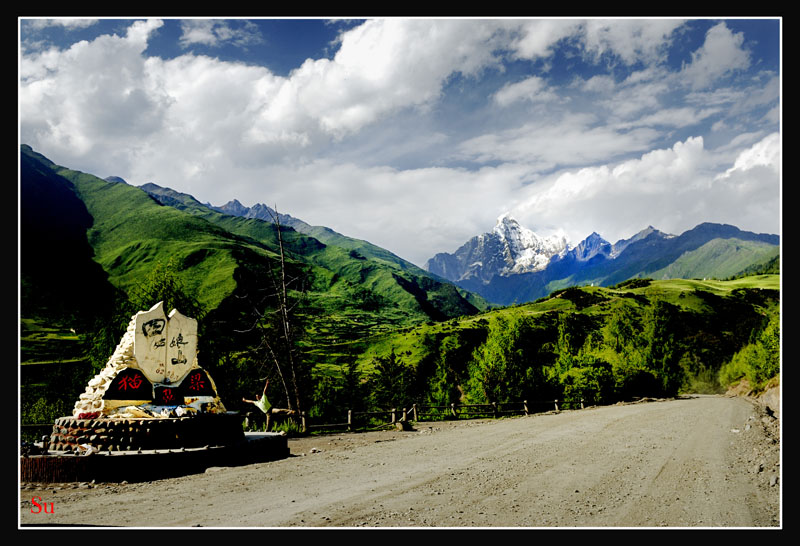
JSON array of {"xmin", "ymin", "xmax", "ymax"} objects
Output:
[
  {"xmin": 559, "ymin": 358, "xmax": 614, "ymax": 408},
  {"xmin": 270, "ymin": 418, "xmax": 304, "ymax": 436},
  {"xmin": 614, "ymin": 367, "xmax": 663, "ymax": 400},
  {"xmin": 718, "ymin": 312, "xmax": 779, "ymax": 391}
]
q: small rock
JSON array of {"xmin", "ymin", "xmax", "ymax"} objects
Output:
[{"xmin": 769, "ymin": 475, "xmax": 778, "ymax": 487}]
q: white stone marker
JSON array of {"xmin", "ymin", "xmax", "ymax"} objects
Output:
[
  {"xmin": 164, "ymin": 308, "xmax": 197, "ymax": 384},
  {"xmin": 134, "ymin": 302, "xmax": 198, "ymax": 385}
]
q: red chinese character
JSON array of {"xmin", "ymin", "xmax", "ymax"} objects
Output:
[
  {"xmin": 118, "ymin": 374, "xmax": 143, "ymax": 391},
  {"xmin": 162, "ymin": 389, "xmax": 175, "ymax": 403},
  {"xmin": 188, "ymin": 374, "xmax": 205, "ymax": 391}
]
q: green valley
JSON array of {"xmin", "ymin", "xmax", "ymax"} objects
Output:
[{"xmin": 20, "ymin": 145, "xmax": 780, "ymax": 437}]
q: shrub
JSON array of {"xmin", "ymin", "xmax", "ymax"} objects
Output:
[
  {"xmin": 559, "ymin": 358, "xmax": 614, "ymax": 408},
  {"xmin": 718, "ymin": 312, "xmax": 779, "ymax": 391},
  {"xmin": 270, "ymin": 417, "xmax": 304, "ymax": 436}
]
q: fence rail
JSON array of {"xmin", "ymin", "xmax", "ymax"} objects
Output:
[
  {"xmin": 293, "ymin": 398, "xmax": 582, "ymax": 434},
  {"xmin": 23, "ymin": 398, "xmax": 588, "ymax": 439}
]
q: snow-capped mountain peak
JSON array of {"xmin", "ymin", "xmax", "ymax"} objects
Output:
[
  {"xmin": 492, "ymin": 214, "xmax": 569, "ymax": 274},
  {"xmin": 425, "ymin": 214, "xmax": 570, "ymax": 284},
  {"xmin": 572, "ymin": 231, "xmax": 612, "ymax": 261}
]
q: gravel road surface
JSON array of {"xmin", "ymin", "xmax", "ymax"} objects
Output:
[{"xmin": 19, "ymin": 395, "xmax": 781, "ymax": 528}]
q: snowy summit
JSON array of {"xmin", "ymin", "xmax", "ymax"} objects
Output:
[{"xmin": 492, "ymin": 214, "xmax": 569, "ymax": 274}]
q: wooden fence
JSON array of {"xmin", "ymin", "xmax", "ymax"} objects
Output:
[{"xmin": 292, "ymin": 398, "xmax": 584, "ymax": 434}]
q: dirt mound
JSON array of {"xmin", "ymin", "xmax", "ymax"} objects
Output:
[{"xmin": 725, "ymin": 376, "xmax": 780, "ymax": 419}]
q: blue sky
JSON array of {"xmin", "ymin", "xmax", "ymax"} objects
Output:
[{"xmin": 19, "ymin": 18, "xmax": 781, "ymax": 267}]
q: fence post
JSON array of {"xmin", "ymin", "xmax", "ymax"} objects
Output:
[
  {"xmin": 580, "ymin": 398, "xmax": 584, "ymax": 410},
  {"xmin": 492, "ymin": 402, "xmax": 498, "ymax": 419},
  {"xmin": 301, "ymin": 412, "xmax": 307, "ymax": 433},
  {"xmin": 450, "ymin": 403, "xmax": 457, "ymax": 418},
  {"xmin": 412, "ymin": 404, "xmax": 418, "ymax": 421},
  {"xmin": 401, "ymin": 408, "xmax": 407, "ymax": 423},
  {"xmin": 347, "ymin": 409, "xmax": 352, "ymax": 432},
  {"xmin": 554, "ymin": 399, "xmax": 559, "ymax": 412},
  {"xmin": 523, "ymin": 400, "xmax": 529, "ymax": 416},
  {"xmin": 391, "ymin": 408, "xmax": 396, "ymax": 424}
]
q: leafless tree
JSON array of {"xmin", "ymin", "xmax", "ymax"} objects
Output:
[{"xmin": 236, "ymin": 206, "xmax": 308, "ymax": 414}]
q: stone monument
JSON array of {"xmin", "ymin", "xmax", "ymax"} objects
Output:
[{"xmin": 48, "ymin": 302, "xmax": 241, "ymax": 452}]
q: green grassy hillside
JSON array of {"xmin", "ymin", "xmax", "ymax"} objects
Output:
[
  {"xmin": 57, "ymin": 169, "xmax": 248, "ymax": 309},
  {"xmin": 22, "ymin": 145, "xmax": 481, "ymax": 329},
  {"xmin": 20, "ymin": 144, "xmax": 780, "ymax": 432},
  {"xmin": 331, "ymin": 275, "xmax": 779, "ymax": 417},
  {"xmin": 646, "ymin": 239, "xmax": 780, "ymax": 280},
  {"xmin": 140, "ymin": 183, "xmax": 489, "ymax": 317},
  {"xmin": 20, "ymin": 145, "xmax": 488, "ymax": 423}
]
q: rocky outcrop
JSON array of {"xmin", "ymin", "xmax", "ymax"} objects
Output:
[
  {"xmin": 725, "ymin": 377, "xmax": 780, "ymax": 420},
  {"xmin": 72, "ymin": 314, "xmax": 138, "ymax": 417}
]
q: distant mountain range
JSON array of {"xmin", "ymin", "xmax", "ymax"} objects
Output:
[
  {"xmin": 20, "ymin": 142, "xmax": 780, "ymax": 323},
  {"xmin": 426, "ymin": 215, "xmax": 779, "ymax": 305}
]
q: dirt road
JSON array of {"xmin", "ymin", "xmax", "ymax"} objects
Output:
[{"xmin": 19, "ymin": 395, "xmax": 781, "ymax": 528}]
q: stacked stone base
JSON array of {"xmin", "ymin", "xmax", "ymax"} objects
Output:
[
  {"xmin": 21, "ymin": 432, "xmax": 289, "ymax": 483},
  {"xmin": 49, "ymin": 413, "xmax": 244, "ymax": 452}
]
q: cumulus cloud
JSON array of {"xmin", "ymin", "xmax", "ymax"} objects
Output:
[
  {"xmin": 22, "ymin": 18, "xmax": 752, "ymax": 171},
  {"xmin": 20, "ymin": 19, "xmax": 167, "ymax": 166},
  {"xmin": 21, "ymin": 19, "xmax": 514, "ymax": 166},
  {"xmin": 681, "ymin": 22, "xmax": 751, "ymax": 89},
  {"xmin": 508, "ymin": 19, "xmax": 581, "ymax": 60},
  {"xmin": 716, "ymin": 132, "xmax": 780, "ymax": 179},
  {"xmin": 179, "ymin": 19, "xmax": 263, "ymax": 48},
  {"xmin": 509, "ymin": 19, "xmax": 683, "ymax": 66},
  {"xmin": 579, "ymin": 74, "xmax": 616, "ymax": 94},
  {"xmin": 280, "ymin": 19, "xmax": 506, "ymax": 138},
  {"xmin": 18, "ymin": 18, "xmax": 780, "ymax": 265},
  {"xmin": 510, "ymin": 134, "xmax": 779, "ymax": 245},
  {"xmin": 581, "ymin": 19, "xmax": 684, "ymax": 65}
]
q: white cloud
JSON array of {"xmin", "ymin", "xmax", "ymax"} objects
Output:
[
  {"xmin": 282, "ymin": 19, "xmax": 506, "ymax": 138},
  {"xmin": 179, "ymin": 20, "xmax": 219, "ymax": 46},
  {"xmin": 681, "ymin": 22, "xmax": 751, "ymax": 89},
  {"xmin": 179, "ymin": 19, "xmax": 263, "ymax": 48},
  {"xmin": 26, "ymin": 18, "xmax": 99, "ymax": 31},
  {"xmin": 508, "ymin": 19, "xmax": 581, "ymax": 60},
  {"xmin": 616, "ymin": 106, "xmax": 721, "ymax": 129},
  {"xmin": 511, "ymin": 134, "xmax": 779, "ymax": 245},
  {"xmin": 510, "ymin": 19, "xmax": 683, "ymax": 66},
  {"xmin": 18, "ymin": 18, "xmax": 780, "ymax": 265},
  {"xmin": 205, "ymin": 160, "xmax": 535, "ymax": 267},
  {"xmin": 597, "ymin": 78, "xmax": 670, "ymax": 119},
  {"xmin": 456, "ymin": 113, "xmax": 659, "ymax": 167},
  {"xmin": 579, "ymin": 74, "xmax": 616, "ymax": 94},
  {"xmin": 581, "ymin": 19, "xmax": 684, "ymax": 65},
  {"xmin": 20, "ymin": 19, "xmax": 516, "ymax": 166},
  {"xmin": 493, "ymin": 76, "xmax": 559, "ymax": 107},
  {"xmin": 20, "ymin": 19, "xmax": 167, "ymax": 164},
  {"xmin": 716, "ymin": 132, "xmax": 780, "ymax": 179}
]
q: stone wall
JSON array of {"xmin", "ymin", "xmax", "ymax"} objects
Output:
[{"xmin": 49, "ymin": 413, "xmax": 244, "ymax": 452}]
